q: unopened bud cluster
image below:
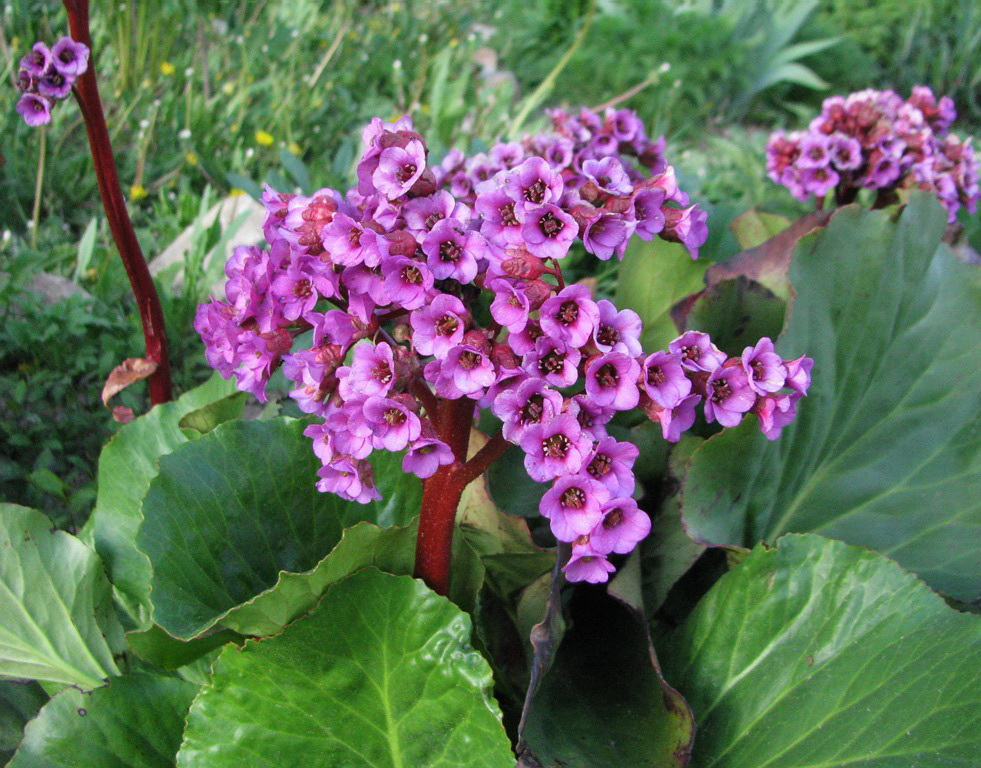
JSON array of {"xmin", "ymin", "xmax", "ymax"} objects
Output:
[
  {"xmin": 767, "ymin": 87, "xmax": 978, "ymax": 221},
  {"xmin": 196, "ymin": 108, "xmax": 811, "ymax": 583},
  {"xmin": 16, "ymin": 38, "xmax": 90, "ymax": 127}
]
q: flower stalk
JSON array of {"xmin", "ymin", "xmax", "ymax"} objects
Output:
[{"xmin": 64, "ymin": 0, "xmax": 173, "ymax": 404}]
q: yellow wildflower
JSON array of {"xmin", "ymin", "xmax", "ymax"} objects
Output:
[
  {"xmin": 160, "ymin": 61, "xmax": 176, "ymax": 76},
  {"xmin": 255, "ymin": 130, "xmax": 274, "ymax": 147},
  {"xmin": 129, "ymin": 184, "xmax": 147, "ymax": 201}
]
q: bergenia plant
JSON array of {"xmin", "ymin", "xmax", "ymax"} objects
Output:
[
  {"xmin": 767, "ymin": 86, "xmax": 979, "ymax": 220},
  {"xmin": 196, "ymin": 108, "xmax": 811, "ymax": 593}
]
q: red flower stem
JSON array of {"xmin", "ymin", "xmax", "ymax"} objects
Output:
[
  {"xmin": 64, "ymin": 0, "xmax": 173, "ymax": 405},
  {"xmin": 414, "ymin": 396, "xmax": 478, "ymax": 596},
  {"xmin": 455, "ymin": 431, "xmax": 507, "ymax": 488}
]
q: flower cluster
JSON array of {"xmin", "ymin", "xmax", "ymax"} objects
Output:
[
  {"xmin": 15, "ymin": 38, "xmax": 90, "ymax": 127},
  {"xmin": 767, "ymin": 87, "xmax": 978, "ymax": 221},
  {"xmin": 197, "ymin": 111, "xmax": 810, "ymax": 583}
]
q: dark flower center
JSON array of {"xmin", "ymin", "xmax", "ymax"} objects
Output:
[
  {"xmin": 384, "ymin": 408, "xmax": 406, "ymax": 426},
  {"xmin": 539, "ymin": 211, "xmax": 563, "ymax": 238},
  {"xmin": 647, "ymin": 364, "xmax": 666, "ymax": 386},
  {"xmin": 710, "ymin": 378, "xmax": 732, "ymax": 403},
  {"xmin": 596, "ymin": 363, "xmax": 619, "ymax": 389},
  {"xmin": 603, "ymin": 507, "xmax": 624, "ymax": 529},
  {"xmin": 439, "ymin": 240, "xmax": 462, "ymax": 263},
  {"xmin": 396, "ymin": 163, "xmax": 418, "ymax": 184},
  {"xmin": 500, "ymin": 202, "xmax": 519, "ymax": 227},
  {"xmin": 587, "ymin": 453, "xmax": 611, "ymax": 479},
  {"xmin": 524, "ymin": 179, "xmax": 547, "ymax": 204},
  {"xmin": 557, "ymin": 300, "xmax": 579, "ymax": 325},
  {"xmin": 596, "ymin": 324, "xmax": 620, "ymax": 347},
  {"xmin": 372, "ymin": 363, "xmax": 394, "ymax": 385},
  {"xmin": 539, "ymin": 350, "xmax": 565, "ymax": 375},
  {"xmin": 459, "ymin": 350, "xmax": 482, "ymax": 370},
  {"xmin": 520, "ymin": 394, "xmax": 545, "ymax": 425},
  {"xmin": 560, "ymin": 487, "xmax": 586, "ymax": 509},
  {"xmin": 293, "ymin": 279, "xmax": 313, "ymax": 299},
  {"xmin": 436, "ymin": 314, "xmax": 459, "ymax": 337},
  {"xmin": 543, "ymin": 433, "xmax": 571, "ymax": 459}
]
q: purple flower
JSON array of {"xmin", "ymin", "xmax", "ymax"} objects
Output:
[
  {"xmin": 540, "ymin": 475, "xmax": 611, "ymax": 541},
  {"xmin": 567, "ymin": 394, "xmax": 616, "ymax": 440},
  {"xmin": 581, "ymin": 156, "xmax": 633, "ymax": 196},
  {"xmin": 336, "ymin": 342, "xmax": 397, "ymax": 400},
  {"xmin": 493, "ymin": 378, "xmax": 564, "ymax": 442},
  {"xmin": 797, "ymin": 134, "xmax": 833, "ymax": 169},
  {"xmin": 646, "ymin": 393, "xmax": 700, "ymax": 442},
  {"xmin": 583, "ymin": 437, "xmax": 638, "ymax": 497},
  {"xmin": 589, "ymin": 498, "xmax": 651, "ymax": 555},
  {"xmin": 520, "ymin": 204, "xmax": 578, "ymax": 261},
  {"xmin": 522, "ymin": 337, "xmax": 581, "ymax": 388},
  {"xmin": 642, "ymin": 350, "xmax": 691, "ymax": 408},
  {"xmin": 520, "ymin": 412, "xmax": 593, "ymax": 482},
  {"xmin": 37, "ymin": 69, "xmax": 72, "ymax": 100},
  {"xmin": 322, "ymin": 213, "xmax": 386, "ymax": 268},
  {"xmin": 381, "ymin": 256, "xmax": 433, "ymax": 310},
  {"xmin": 488, "ymin": 278, "xmax": 532, "ymax": 332},
  {"xmin": 50, "ymin": 37, "xmax": 89, "ymax": 78},
  {"xmin": 670, "ymin": 331, "xmax": 726, "ymax": 373},
  {"xmin": 410, "ymin": 294, "xmax": 468, "ymax": 358},
  {"xmin": 16, "ymin": 93, "xmax": 51, "ymax": 127},
  {"xmin": 661, "ymin": 205, "xmax": 708, "ymax": 259},
  {"xmin": 437, "ymin": 343, "xmax": 497, "ymax": 397},
  {"xmin": 474, "ymin": 187, "xmax": 524, "ymax": 247},
  {"xmin": 402, "ymin": 190, "xmax": 470, "ymax": 235},
  {"xmin": 270, "ymin": 256, "xmax": 323, "ymax": 322},
  {"xmin": 801, "ymin": 166, "xmax": 840, "ymax": 198},
  {"xmin": 784, "ymin": 355, "xmax": 814, "ymax": 396},
  {"xmin": 563, "ymin": 546, "xmax": 616, "ymax": 583},
  {"xmin": 422, "ymin": 220, "xmax": 487, "ymax": 283},
  {"xmin": 593, "ymin": 300, "xmax": 642, "ymax": 356},
  {"xmin": 403, "ymin": 433, "xmax": 455, "ymax": 478},
  {"xmin": 20, "ymin": 42, "xmax": 52, "ymax": 78},
  {"xmin": 704, "ymin": 365, "xmax": 756, "ymax": 428},
  {"xmin": 831, "ymin": 135, "xmax": 863, "ymax": 171},
  {"xmin": 755, "ymin": 393, "xmax": 799, "ymax": 440},
  {"xmin": 372, "ymin": 140, "xmax": 427, "ymax": 199},
  {"xmin": 316, "ymin": 457, "xmax": 381, "ymax": 504},
  {"xmin": 539, "ymin": 285, "xmax": 600, "ymax": 349},
  {"xmin": 741, "ymin": 338, "xmax": 786, "ymax": 395},
  {"xmin": 584, "ymin": 352, "xmax": 641, "ymax": 411},
  {"xmin": 583, "ymin": 213, "xmax": 635, "ymax": 261},
  {"xmin": 303, "ymin": 422, "xmax": 336, "ymax": 465},
  {"xmin": 363, "ymin": 395, "xmax": 422, "ymax": 451},
  {"xmin": 506, "ymin": 157, "xmax": 564, "ymax": 208}
]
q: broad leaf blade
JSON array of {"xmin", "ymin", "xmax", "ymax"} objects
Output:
[
  {"xmin": 0, "ymin": 505, "xmax": 120, "ymax": 690},
  {"xmin": 84, "ymin": 373, "xmax": 239, "ymax": 616},
  {"xmin": 138, "ymin": 417, "xmax": 422, "ymax": 639},
  {"xmin": 521, "ymin": 586, "xmax": 694, "ymax": 767},
  {"xmin": 10, "ymin": 674, "xmax": 197, "ymax": 768},
  {"xmin": 659, "ymin": 534, "xmax": 981, "ymax": 768},
  {"xmin": 683, "ymin": 196, "xmax": 981, "ymax": 602},
  {"xmin": 177, "ymin": 569, "xmax": 515, "ymax": 768},
  {"xmin": 615, "ymin": 238, "xmax": 708, "ymax": 351}
]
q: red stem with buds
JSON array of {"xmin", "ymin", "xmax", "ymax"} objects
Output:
[{"xmin": 64, "ymin": 0, "xmax": 173, "ymax": 405}]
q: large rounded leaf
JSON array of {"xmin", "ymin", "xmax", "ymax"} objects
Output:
[
  {"xmin": 660, "ymin": 534, "xmax": 981, "ymax": 768},
  {"xmin": 137, "ymin": 417, "xmax": 422, "ymax": 639},
  {"xmin": 83, "ymin": 373, "xmax": 240, "ymax": 616},
  {"xmin": 0, "ymin": 505, "xmax": 120, "ymax": 690},
  {"xmin": 177, "ymin": 569, "xmax": 515, "ymax": 768},
  {"xmin": 682, "ymin": 195, "xmax": 981, "ymax": 601},
  {"xmin": 10, "ymin": 674, "xmax": 197, "ymax": 768}
]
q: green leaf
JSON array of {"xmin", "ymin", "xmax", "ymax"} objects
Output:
[
  {"xmin": 126, "ymin": 623, "xmax": 242, "ymax": 670},
  {"xmin": 0, "ymin": 506, "xmax": 120, "ymax": 690},
  {"xmin": 83, "ymin": 373, "xmax": 240, "ymax": 618},
  {"xmin": 177, "ymin": 392, "xmax": 246, "ymax": 438},
  {"xmin": 683, "ymin": 196, "xmax": 981, "ymax": 602},
  {"xmin": 177, "ymin": 570, "xmax": 515, "ymax": 768},
  {"xmin": 0, "ymin": 681, "xmax": 47, "ymax": 764},
  {"xmin": 615, "ymin": 237, "xmax": 708, "ymax": 351},
  {"xmin": 659, "ymin": 534, "xmax": 981, "ymax": 768},
  {"xmin": 138, "ymin": 417, "xmax": 422, "ymax": 639},
  {"xmin": 729, "ymin": 209, "xmax": 792, "ymax": 251},
  {"xmin": 679, "ymin": 277, "xmax": 786, "ymax": 358},
  {"xmin": 521, "ymin": 587, "xmax": 694, "ymax": 768},
  {"xmin": 10, "ymin": 674, "xmax": 198, "ymax": 768}
]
